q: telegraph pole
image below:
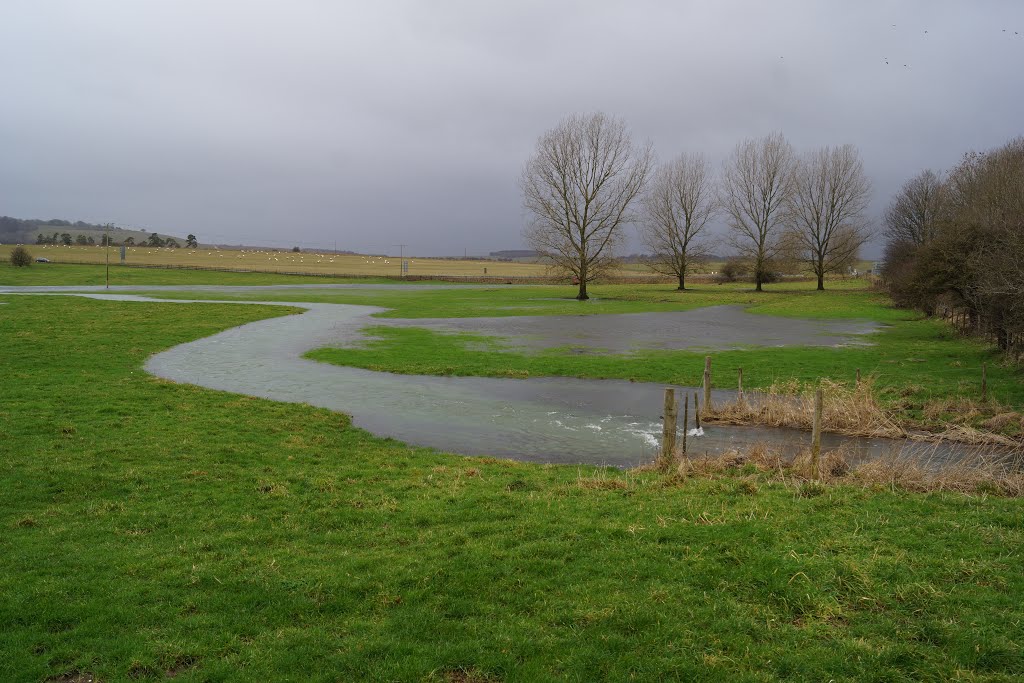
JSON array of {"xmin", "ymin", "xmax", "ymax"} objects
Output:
[
  {"xmin": 104, "ymin": 224, "xmax": 110, "ymax": 289},
  {"xmin": 393, "ymin": 244, "xmax": 407, "ymax": 278}
]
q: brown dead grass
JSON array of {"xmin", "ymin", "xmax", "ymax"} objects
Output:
[
  {"xmin": 706, "ymin": 378, "xmax": 904, "ymax": 438},
  {"xmin": 705, "ymin": 378, "xmax": 1022, "ymax": 447},
  {"xmin": 981, "ymin": 412, "xmax": 1021, "ymax": 431},
  {"xmin": 668, "ymin": 442, "xmax": 1024, "ymax": 497}
]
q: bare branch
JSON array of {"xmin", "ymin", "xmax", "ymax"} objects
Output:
[{"xmin": 884, "ymin": 169, "xmax": 944, "ymax": 246}]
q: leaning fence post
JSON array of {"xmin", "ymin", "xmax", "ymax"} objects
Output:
[
  {"xmin": 702, "ymin": 356, "xmax": 712, "ymax": 417},
  {"xmin": 660, "ymin": 388, "xmax": 677, "ymax": 470},
  {"xmin": 811, "ymin": 387, "xmax": 823, "ymax": 481},
  {"xmin": 981, "ymin": 363, "xmax": 988, "ymax": 402},
  {"xmin": 693, "ymin": 391, "xmax": 701, "ymax": 430}
]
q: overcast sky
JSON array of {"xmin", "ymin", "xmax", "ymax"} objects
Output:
[{"xmin": 1, "ymin": 1, "xmax": 1022, "ymax": 257}]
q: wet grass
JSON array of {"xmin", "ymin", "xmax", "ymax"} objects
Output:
[
  {"xmin": 2, "ymin": 294, "xmax": 1024, "ymax": 681},
  {"xmin": 117, "ymin": 277, "xmax": 901, "ymax": 319},
  {"xmin": 309, "ymin": 317, "xmax": 1024, "ymax": 433}
]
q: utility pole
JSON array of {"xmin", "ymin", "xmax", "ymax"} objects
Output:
[
  {"xmin": 104, "ymin": 223, "xmax": 110, "ymax": 289},
  {"xmin": 393, "ymin": 244, "xmax": 407, "ymax": 278}
]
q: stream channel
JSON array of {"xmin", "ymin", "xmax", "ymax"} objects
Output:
[{"xmin": 4, "ymin": 286, "xmax": 1006, "ymax": 468}]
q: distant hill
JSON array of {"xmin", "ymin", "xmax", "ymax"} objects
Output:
[{"xmin": 0, "ymin": 216, "xmax": 187, "ymax": 246}]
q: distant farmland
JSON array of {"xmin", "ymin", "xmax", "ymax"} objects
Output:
[
  {"xmin": 0, "ymin": 243, "xmax": 567, "ymax": 278},
  {"xmin": 0, "ymin": 244, "xmax": 879, "ymax": 282}
]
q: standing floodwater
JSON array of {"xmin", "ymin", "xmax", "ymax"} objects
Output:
[{"xmin": 6, "ymin": 291, "xmax": 1000, "ymax": 468}]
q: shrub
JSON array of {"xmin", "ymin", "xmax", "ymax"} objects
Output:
[
  {"xmin": 756, "ymin": 266, "xmax": 781, "ymax": 285},
  {"xmin": 717, "ymin": 258, "xmax": 747, "ymax": 283},
  {"xmin": 10, "ymin": 245, "xmax": 32, "ymax": 267}
]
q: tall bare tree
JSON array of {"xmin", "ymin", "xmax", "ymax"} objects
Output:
[
  {"xmin": 785, "ymin": 145, "xmax": 872, "ymax": 290},
  {"xmin": 640, "ymin": 153, "xmax": 716, "ymax": 290},
  {"xmin": 720, "ymin": 132, "xmax": 795, "ymax": 291},
  {"xmin": 883, "ymin": 169, "xmax": 944, "ymax": 246},
  {"xmin": 521, "ymin": 113, "xmax": 651, "ymax": 300}
]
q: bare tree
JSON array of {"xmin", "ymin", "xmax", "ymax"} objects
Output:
[
  {"xmin": 521, "ymin": 113, "xmax": 651, "ymax": 300},
  {"xmin": 785, "ymin": 145, "xmax": 872, "ymax": 290},
  {"xmin": 884, "ymin": 169, "xmax": 944, "ymax": 246},
  {"xmin": 881, "ymin": 137, "xmax": 1024, "ymax": 352},
  {"xmin": 720, "ymin": 132, "xmax": 795, "ymax": 291},
  {"xmin": 640, "ymin": 153, "xmax": 716, "ymax": 290}
]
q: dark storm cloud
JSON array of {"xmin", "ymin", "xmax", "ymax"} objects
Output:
[{"xmin": 1, "ymin": 1, "xmax": 1022, "ymax": 256}]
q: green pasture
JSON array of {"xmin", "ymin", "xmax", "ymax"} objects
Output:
[
  {"xmin": 2, "ymin": 267, "xmax": 1022, "ymax": 680},
  {"xmin": 0, "ymin": 262, "xmax": 394, "ymax": 287}
]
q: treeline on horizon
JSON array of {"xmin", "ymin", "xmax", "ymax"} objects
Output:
[
  {"xmin": 0, "ymin": 216, "xmax": 123, "ymax": 243},
  {"xmin": 881, "ymin": 136, "xmax": 1024, "ymax": 353}
]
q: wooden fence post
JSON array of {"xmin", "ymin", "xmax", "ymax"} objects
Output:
[
  {"xmin": 811, "ymin": 387, "xmax": 823, "ymax": 481},
  {"xmin": 855, "ymin": 368, "xmax": 861, "ymax": 386},
  {"xmin": 738, "ymin": 367, "xmax": 744, "ymax": 404},
  {"xmin": 982, "ymin": 363, "xmax": 988, "ymax": 402},
  {"xmin": 693, "ymin": 391, "xmax": 701, "ymax": 430},
  {"xmin": 702, "ymin": 356, "xmax": 712, "ymax": 417},
  {"xmin": 681, "ymin": 393, "xmax": 689, "ymax": 474},
  {"xmin": 660, "ymin": 388, "xmax": 677, "ymax": 470}
]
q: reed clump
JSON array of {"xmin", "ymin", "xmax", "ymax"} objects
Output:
[
  {"xmin": 705, "ymin": 377, "xmax": 1022, "ymax": 446},
  {"xmin": 706, "ymin": 377, "xmax": 903, "ymax": 438},
  {"xmin": 671, "ymin": 442, "xmax": 1024, "ymax": 497}
]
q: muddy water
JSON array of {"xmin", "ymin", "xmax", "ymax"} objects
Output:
[{"xmin": 4, "ymin": 290, "xmax": 999, "ymax": 468}]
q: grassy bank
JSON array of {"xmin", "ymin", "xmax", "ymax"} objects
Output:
[{"xmin": 2, "ymin": 293, "xmax": 1024, "ymax": 681}]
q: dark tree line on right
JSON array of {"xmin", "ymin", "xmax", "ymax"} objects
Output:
[{"xmin": 881, "ymin": 137, "xmax": 1024, "ymax": 354}]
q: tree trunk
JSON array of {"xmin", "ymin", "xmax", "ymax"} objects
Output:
[
  {"xmin": 817, "ymin": 272, "xmax": 825, "ymax": 291},
  {"xmin": 677, "ymin": 273, "xmax": 685, "ymax": 291},
  {"xmin": 576, "ymin": 280, "xmax": 589, "ymax": 301},
  {"xmin": 755, "ymin": 279, "xmax": 762, "ymax": 292}
]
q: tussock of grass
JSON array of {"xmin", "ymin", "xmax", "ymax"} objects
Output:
[{"xmin": 671, "ymin": 442, "xmax": 1024, "ymax": 497}]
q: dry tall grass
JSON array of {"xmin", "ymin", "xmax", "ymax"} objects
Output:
[
  {"xmin": 671, "ymin": 442, "xmax": 1024, "ymax": 497},
  {"xmin": 705, "ymin": 377, "xmax": 1021, "ymax": 447}
]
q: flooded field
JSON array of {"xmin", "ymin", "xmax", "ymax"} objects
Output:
[
  {"xmin": 5, "ymin": 289, "xmax": 984, "ymax": 469},
  {"xmin": 385, "ymin": 305, "xmax": 880, "ymax": 353}
]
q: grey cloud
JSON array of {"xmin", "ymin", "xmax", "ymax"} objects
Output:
[{"xmin": 1, "ymin": 0, "xmax": 1021, "ymax": 255}]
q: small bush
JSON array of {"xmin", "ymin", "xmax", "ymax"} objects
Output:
[
  {"xmin": 717, "ymin": 258, "xmax": 747, "ymax": 283},
  {"xmin": 756, "ymin": 266, "xmax": 781, "ymax": 284},
  {"xmin": 10, "ymin": 246, "xmax": 32, "ymax": 267}
]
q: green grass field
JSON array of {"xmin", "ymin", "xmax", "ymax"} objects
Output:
[
  {"xmin": 2, "ymin": 268, "xmax": 1023, "ymax": 680},
  {"xmin": 0, "ymin": 261, "xmax": 395, "ymax": 287}
]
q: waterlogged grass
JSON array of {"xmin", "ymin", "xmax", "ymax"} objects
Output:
[
  {"xmin": 127, "ymin": 277, "xmax": 903, "ymax": 320},
  {"xmin": 302, "ymin": 281, "xmax": 1023, "ymax": 428},
  {"xmin": 2, "ymin": 295, "xmax": 1024, "ymax": 681},
  {"xmin": 309, "ymin": 320, "xmax": 1024, "ymax": 421}
]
